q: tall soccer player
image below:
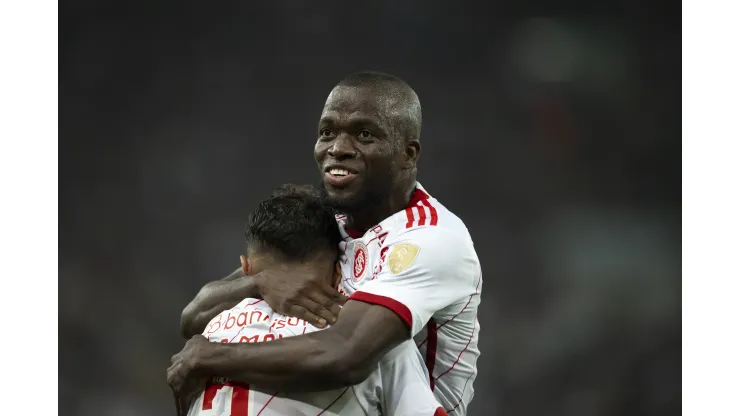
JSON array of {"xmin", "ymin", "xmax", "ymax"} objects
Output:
[
  {"xmin": 175, "ymin": 184, "xmax": 445, "ymax": 415},
  {"xmin": 171, "ymin": 72, "xmax": 482, "ymax": 415}
]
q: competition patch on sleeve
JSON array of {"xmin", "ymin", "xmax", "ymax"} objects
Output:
[{"xmin": 388, "ymin": 243, "xmax": 420, "ymax": 275}]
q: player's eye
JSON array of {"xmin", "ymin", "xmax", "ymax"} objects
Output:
[
  {"xmin": 358, "ymin": 130, "xmax": 373, "ymax": 139},
  {"xmin": 319, "ymin": 128, "xmax": 334, "ymax": 138}
]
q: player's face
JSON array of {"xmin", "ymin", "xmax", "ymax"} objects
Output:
[{"xmin": 314, "ymin": 86, "xmax": 401, "ymax": 212}]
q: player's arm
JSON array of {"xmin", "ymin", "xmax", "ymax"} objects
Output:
[
  {"xmin": 180, "ymin": 267, "xmax": 253, "ymax": 338},
  {"xmin": 180, "ymin": 263, "xmax": 347, "ymax": 339},
  {"xmin": 181, "ymin": 228, "xmax": 475, "ymax": 392},
  {"xmin": 194, "ymin": 298, "xmax": 408, "ymax": 391}
]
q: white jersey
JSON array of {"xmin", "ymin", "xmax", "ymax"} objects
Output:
[
  {"xmin": 188, "ymin": 297, "xmax": 446, "ymax": 416},
  {"xmin": 337, "ymin": 183, "xmax": 482, "ymax": 416}
]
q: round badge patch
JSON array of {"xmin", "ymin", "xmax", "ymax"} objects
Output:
[{"xmin": 353, "ymin": 242, "xmax": 368, "ymax": 281}]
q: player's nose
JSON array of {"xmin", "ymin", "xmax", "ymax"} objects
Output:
[{"xmin": 327, "ymin": 134, "xmax": 357, "ymax": 160}]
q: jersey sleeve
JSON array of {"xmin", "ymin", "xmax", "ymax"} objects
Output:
[
  {"xmin": 378, "ymin": 341, "xmax": 448, "ymax": 416},
  {"xmin": 350, "ymin": 226, "xmax": 478, "ymax": 336}
]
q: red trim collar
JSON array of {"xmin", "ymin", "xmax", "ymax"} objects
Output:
[{"xmin": 344, "ymin": 187, "xmax": 430, "ymax": 238}]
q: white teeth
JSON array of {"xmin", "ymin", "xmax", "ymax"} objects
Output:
[{"xmin": 330, "ymin": 168, "xmax": 350, "ymax": 176}]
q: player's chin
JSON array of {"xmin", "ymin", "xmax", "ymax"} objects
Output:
[
  {"xmin": 323, "ymin": 183, "xmax": 363, "ymax": 209},
  {"xmin": 324, "ymin": 185, "xmax": 359, "ymax": 202},
  {"xmin": 323, "ymin": 175, "xmax": 362, "ymax": 193}
]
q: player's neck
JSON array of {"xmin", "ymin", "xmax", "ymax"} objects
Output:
[{"xmin": 345, "ymin": 180, "xmax": 417, "ymax": 233}]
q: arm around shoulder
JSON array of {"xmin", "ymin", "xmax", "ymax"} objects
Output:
[
  {"xmin": 179, "ymin": 267, "xmax": 261, "ymax": 338},
  {"xmin": 195, "ymin": 298, "xmax": 410, "ymax": 391}
]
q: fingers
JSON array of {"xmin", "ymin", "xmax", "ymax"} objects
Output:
[
  {"xmin": 303, "ymin": 293, "xmax": 343, "ymax": 325},
  {"xmin": 167, "ymin": 369, "xmax": 180, "ymax": 393},
  {"xmin": 172, "ymin": 389, "xmax": 183, "ymax": 416},
  {"xmin": 167, "ymin": 359, "xmax": 189, "ymax": 395},
  {"xmin": 292, "ymin": 291, "xmax": 345, "ymax": 326},
  {"xmin": 323, "ymin": 285, "xmax": 349, "ymax": 305},
  {"xmin": 287, "ymin": 304, "xmax": 327, "ymax": 328},
  {"xmin": 264, "ymin": 270, "xmax": 347, "ymax": 327},
  {"xmin": 167, "ymin": 361, "xmax": 182, "ymax": 385},
  {"xmin": 178, "ymin": 384, "xmax": 201, "ymax": 416},
  {"xmin": 315, "ymin": 288, "xmax": 345, "ymax": 320},
  {"xmin": 322, "ymin": 298, "xmax": 343, "ymax": 320}
]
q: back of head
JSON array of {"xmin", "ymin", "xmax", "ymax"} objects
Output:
[{"xmin": 245, "ymin": 184, "xmax": 341, "ymax": 263}]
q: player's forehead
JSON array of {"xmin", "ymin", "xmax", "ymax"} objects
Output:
[{"xmin": 320, "ymin": 86, "xmax": 390, "ymax": 126}]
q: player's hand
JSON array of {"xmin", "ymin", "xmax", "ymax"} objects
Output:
[
  {"xmin": 167, "ymin": 335, "xmax": 210, "ymax": 400},
  {"xmin": 172, "ymin": 386, "xmax": 197, "ymax": 416},
  {"xmin": 257, "ymin": 265, "xmax": 347, "ymax": 328}
]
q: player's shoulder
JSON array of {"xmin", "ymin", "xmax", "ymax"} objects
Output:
[
  {"xmin": 402, "ymin": 197, "xmax": 468, "ymax": 232},
  {"xmin": 268, "ymin": 310, "xmax": 324, "ymax": 337},
  {"xmin": 389, "ymin": 184, "xmax": 471, "ymax": 234},
  {"xmin": 385, "ymin": 188, "xmax": 480, "ymax": 278},
  {"xmin": 390, "ymin": 195, "xmax": 474, "ymax": 250},
  {"xmin": 233, "ymin": 297, "xmax": 274, "ymax": 312},
  {"xmin": 386, "ymin": 211, "xmax": 478, "ymax": 284}
]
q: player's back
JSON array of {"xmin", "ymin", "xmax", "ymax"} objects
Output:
[{"xmin": 189, "ymin": 298, "xmax": 444, "ymax": 416}]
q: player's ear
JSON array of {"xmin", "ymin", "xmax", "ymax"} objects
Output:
[
  {"xmin": 240, "ymin": 255, "xmax": 252, "ymax": 275},
  {"xmin": 331, "ymin": 262, "xmax": 342, "ymax": 289},
  {"xmin": 403, "ymin": 139, "xmax": 420, "ymax": 169}
]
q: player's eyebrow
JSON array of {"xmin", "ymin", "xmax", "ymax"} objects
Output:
[
  {"xmin": 318, "ymin": 115, "xmax": 333, "ymax": 124},
  {"xmin": 346, "ymin": 116, "xmax": 381, "ymax": 127},
  {"xmin": 319, "ymin": 113, "xmax": 386, "ymax": 134}
]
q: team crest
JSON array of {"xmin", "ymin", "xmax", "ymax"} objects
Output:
[
  {"xmin": 388, "ymin": 243, "xmax": 420, "ymax": 275},
  {"xmin": 353, "ymin": 242, "xmax": 368, "ymax": 281}
]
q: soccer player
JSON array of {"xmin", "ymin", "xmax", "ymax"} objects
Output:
[
  {"xmin": 171, "ymin": 72, "xmax": 482, "ymax": 415},
  {"xmin": 176, "ymin": 184, "xmax": 445, "ymax": 415}
]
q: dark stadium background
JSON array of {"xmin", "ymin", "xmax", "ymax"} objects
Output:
[{"xmin": 59, "ymin": 1, "xmax": 680, "ymax": 415}]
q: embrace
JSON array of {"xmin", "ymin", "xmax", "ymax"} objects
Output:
[{"xmin": 167, "ymin": 72, "xmax": 482, "ymax": 416}]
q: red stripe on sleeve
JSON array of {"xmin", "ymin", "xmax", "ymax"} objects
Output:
[
  {"xmin": 416, "ymin": 205, "xmax": 427, "ymax": 226},
  {"xmin": 408, "ymin": 188, "xmax": 430, "ymax": 206},
  {"xmin": 405, "ymin": 207, "xmax": 416, "ymax": 228},
  {"xmin": 421, "ymin": 199, "xmax": 438, "ymax": 226},
  {"xmin": 350, "ymin": 291, "xmax": 413, "ymax": 329}
]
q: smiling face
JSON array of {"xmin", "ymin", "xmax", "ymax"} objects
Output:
[{"xmin": 314, "ymin": 85, "xmax": 405, "ymax": 213}]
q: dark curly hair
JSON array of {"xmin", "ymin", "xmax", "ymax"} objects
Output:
[{"xmin": 245, "ymin": 184, "xmax": 341, "ymax": 261}]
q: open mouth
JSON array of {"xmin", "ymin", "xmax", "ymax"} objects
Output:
[
  {"xmin": 324, "ymin": 166, "xmax": 359, "ymax": 187},
  {"xmin": 327, "ymin": 168, "xmax": 352, "ymax": 177}
]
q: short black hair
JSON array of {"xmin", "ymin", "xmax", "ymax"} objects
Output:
[
  {"xmin": 245, "ymin": 184, "xmax": 340, "ymax": 262},
  {"xmin": 336, "ymin": 71, "xmax": 422, "ymax": 143}
]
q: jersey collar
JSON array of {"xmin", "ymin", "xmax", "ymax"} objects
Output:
[{"xmin": 343, "ymin": 182, "xmax": 430, "ymax": 239}]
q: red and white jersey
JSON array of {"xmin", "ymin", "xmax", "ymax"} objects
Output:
[
  {"xmin": 337, "ymin": 183, "xmax": 482, "ymax": 416},
  {"xmin": 188, "ymin": 297, "xmax": 446, "ymax": 416}
]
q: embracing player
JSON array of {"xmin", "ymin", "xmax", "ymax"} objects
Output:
[
  {"xmin": 170, "ymin": 72, "xmax": 482, "ymax": 415},
  {"xmin": 180, "ymin": 184, "xmax": 445, "ymax": 415}
]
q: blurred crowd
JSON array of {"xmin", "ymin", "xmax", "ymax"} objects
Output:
[{"xmin": 60, "ymin": 2, "xmax": 679, "ymax": 415}]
